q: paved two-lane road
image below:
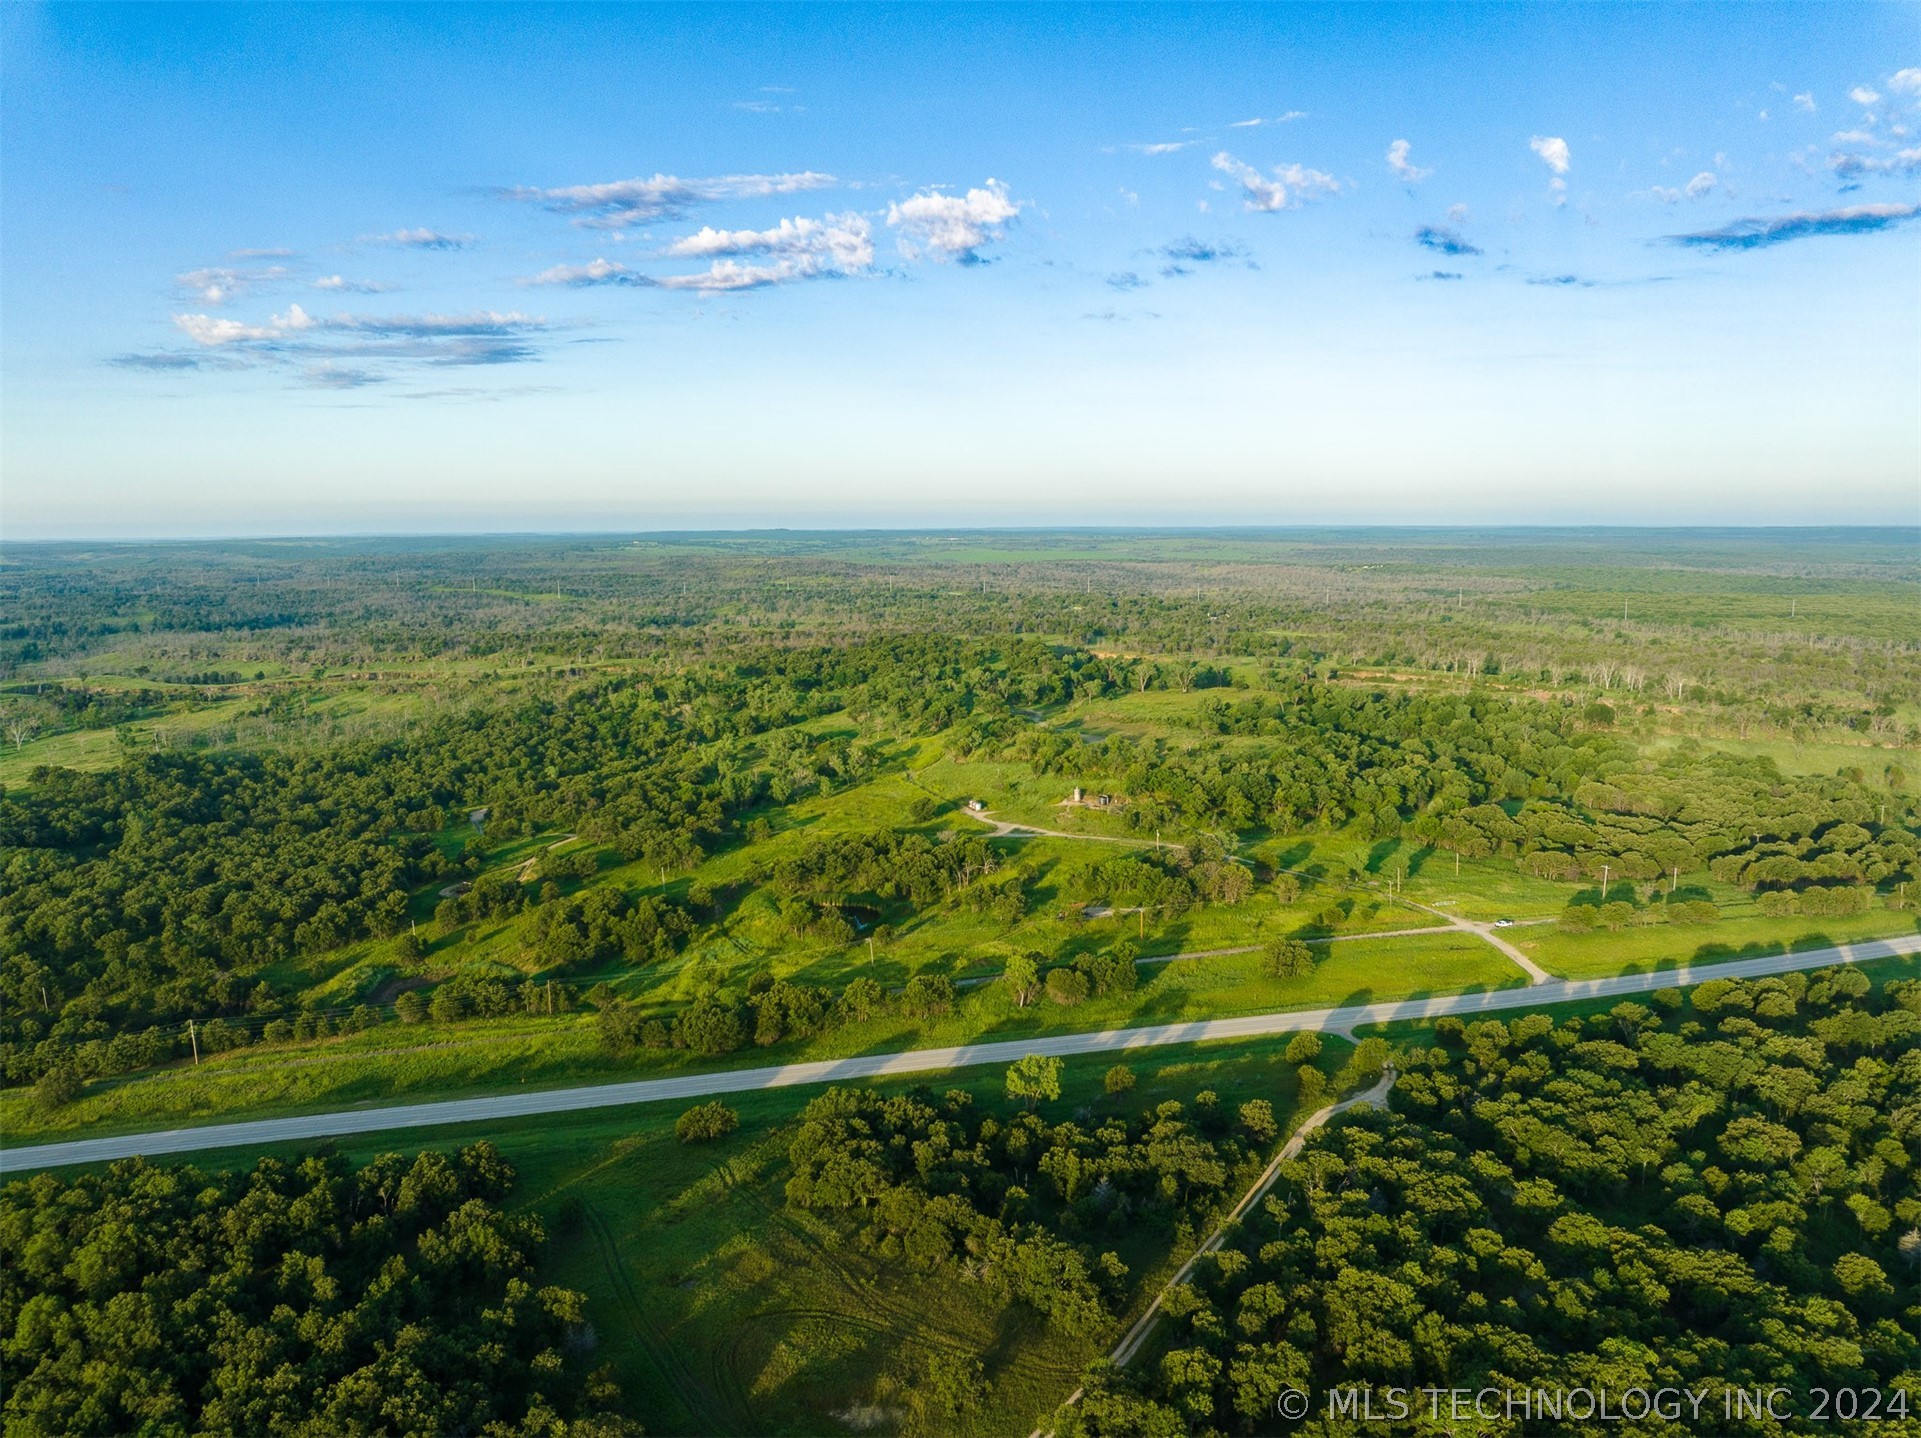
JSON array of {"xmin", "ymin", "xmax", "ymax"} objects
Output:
[{"xmin": 4, "ymin": 934, "xmax": 1915, "ymax": 1173}]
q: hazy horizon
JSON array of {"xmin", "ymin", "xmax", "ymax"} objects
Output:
[{"xmin": 8, "ymin": 522, "xmax": 1918, "ymax": 550}]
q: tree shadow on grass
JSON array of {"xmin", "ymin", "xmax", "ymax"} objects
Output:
[
  {"xmin": 1274, "ymin": 841, "xmax": 1313, "ymax": 872},
  {"xmin": 1365, "ymin": 838, "xmax": 1402, "ymax": 876}
]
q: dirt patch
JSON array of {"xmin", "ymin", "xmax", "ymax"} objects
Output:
[{"xmin": 366, "ymin": 973, "xmax": 432, "ymax": 1006}]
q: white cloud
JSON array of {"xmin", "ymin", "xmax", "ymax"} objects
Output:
[
  {"xmin": 1386, "ymin": 139, "xmax": 1431, "ymax": 182},
  {"xmin": 666, "ymin": 213, "xmax": 873, "ymax": 268},
  {"xmin": 1648, "ymin": 173, "xmax": 1715, "ymax": 205},
  {"xmin": 1529, "ymin": 135, "xmax": 1571, "ymax": 174},
  {"xmin": 172, "ymin": 304, "xmax": 550, "ymax": 348},
  {"xmin": 368, "ymin": 228, "xmax": 472, "ymax": 249},
  {"xmin": 174, "ymin": 303, "xmax": 314, "ymax": 346},
  {"xmin": 1830, "ymin": 144, "xmax": 1921, "ymax": 178},
  {"xmin": 1210, "ymin": 152, "xmax": 1340, "ymax": 212},
  {"xmin": 1850, "ymin": 85, "xmax": 1882, "ymax": 106},
  {"xmin": 655, "ymin": 259, "xmax": 827, "ymax": 292},
  {"xmin": 886, "ymin": 181, "xmax": 1021, "ymax": 260},
  {"xmin": 1229, "ymin": 112, "xmax": 1306, "ymax": 128},
  {"xmin": 153, "ymin": 305, "xmax": 553, "ymax": 383},
  {"xmin": 525, "ymin": 258, "xmax": 654, "ymax": 287},
  {"xmin": 1118, "ymin": 141, "xmax": 1192, "ymax": 155},
  {"xmin": 176, "ymin": 265, "xmax": 289, "ymax": 304},
  {"xmin": 1891, "ymin": 69, "xmax": 1921, "ymax": 96},
  {"xmin": 509, "ymin": 171, "xmax": 836, "ymax": 229},
  {"xmin": 313, "ymin": 275, "xmax": 390, "ymax": 293},
  {"xmin": 1447, "ymin": 202, "xmax": 1470, "ymax": 223},
  {"xmin": 1793, "ymin": 92, "xmax": 1817, "ymax": 112}
]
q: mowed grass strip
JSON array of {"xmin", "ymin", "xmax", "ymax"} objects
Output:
[{"xmin": 1517, "ymin": 907, "xmax": 1921, "ymax": 979}]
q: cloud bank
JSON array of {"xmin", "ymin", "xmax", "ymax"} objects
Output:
[
  {"xmin": 1663, "ymin": 202, "xmax": 1920, "ymax": 250},
  {"xmin": 508, "ymin": 172, "xmax": 836, "ymax": 229}
]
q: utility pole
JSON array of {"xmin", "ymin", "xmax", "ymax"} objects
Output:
[
  {"xmin": 188, "ymin": 1018, "xmax": 200, "ymax": 1066},
  {"xmin": 1601, "ymin": 863, "xmax": 1611, "ymax": 896}
]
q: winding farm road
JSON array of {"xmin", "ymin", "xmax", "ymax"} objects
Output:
[
  {"xmin": 3, "ymin": 934, "xmax": 1915, "ymax": 1174},
  {"xmin": 1400, "ymin": 897, "xmax": 1556, "ymax": 985},
  {"xmin": 1033, "ymin": 1064, "xmax": 1402, "ymax": 1435},
  {"xmin": 962, "ymin": 807, "xmax": 1554, "ymax": 985},
  {"xmin": 1110, "ymin": 1063, "xmax": 1400, "ymax": 1366}
]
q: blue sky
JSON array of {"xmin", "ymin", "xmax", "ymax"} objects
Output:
[{"xmin": 3, "ymin": 3, "xmax": 1917, "ymax": 538}]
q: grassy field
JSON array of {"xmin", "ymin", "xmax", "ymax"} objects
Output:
[
  {"xmin": 1515, "ymin": 906, "xmax": 1920, "ymax": 979},
  {"xmin": 0, "ymin": 926, "xmax": 1507, "ymax": 1144},
  {"xmin": 8, "ymin": 870, "xmax": 1904, "ymax": 1146},
  {"xmin": 12, "ymin": 717, "xmax": 1910, "ymax": 1147},
  {"xmin": 1351, "ymin": 952, "xmax": 1921, "ymax": 1041}
]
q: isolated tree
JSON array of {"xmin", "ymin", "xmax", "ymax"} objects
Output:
[
  {"xmin": 1264, "ymin": 937, "xmax": 1314, "ymax": 980},
  {"xmin": 1239, "ymin": 1099, "xmax": 1278, "ymax": 1143},
  {"xmin": 675, "ymin": 1101, "xmax": 740, "ymax": 1143},
  {"xmin": 1046, "ymin": 968, "xmax": 1090, "ymax": 1005},
  {"xmin": 1004, "ymin": 952, "xmax": 1043, "ymax": 1007},
  {"xmin": 1006, "ymin": 1054, "xmax": 1063, "ymax": 1110},
  {"xmin": 1104, "ymin": 1064, "xmax": 1137, "ymax": 1097},
  {"xmin": 840, "ymin": 975, "xmax": 885, "ymax": 1023},
  {"xmin": 31, "ymin": 1063, "xmax": 81, "ymax": 1114}
]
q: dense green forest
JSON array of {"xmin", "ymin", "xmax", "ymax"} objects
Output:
[
  {"xmin": 1061, "ymin": 969, "xmax": 1921, "ymax": 1437},
  {"xmin": 0, "ymin": 1142, "xmax": 630, "ymax": 1436}
]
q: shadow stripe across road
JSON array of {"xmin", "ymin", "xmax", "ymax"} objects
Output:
[{"xmin": 3, "ymin": 934, "xmax": 1915, "ymax": 1173}]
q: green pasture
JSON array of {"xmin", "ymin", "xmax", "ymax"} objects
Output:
[
  {"xmin": 0, "ymin": 925, "xmax": 1507, "ymax": 1145},
  {"xmin": 0, "ymin": 683, "xmax": 435, "ymax": 789},
  {"xmin": 1353, "ymin": 952, "xmax": 1921, "ymax": 1042},
  {"xmin": 1515, "ymin": 906, "xmax": 1920, "ymax": 979}
]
